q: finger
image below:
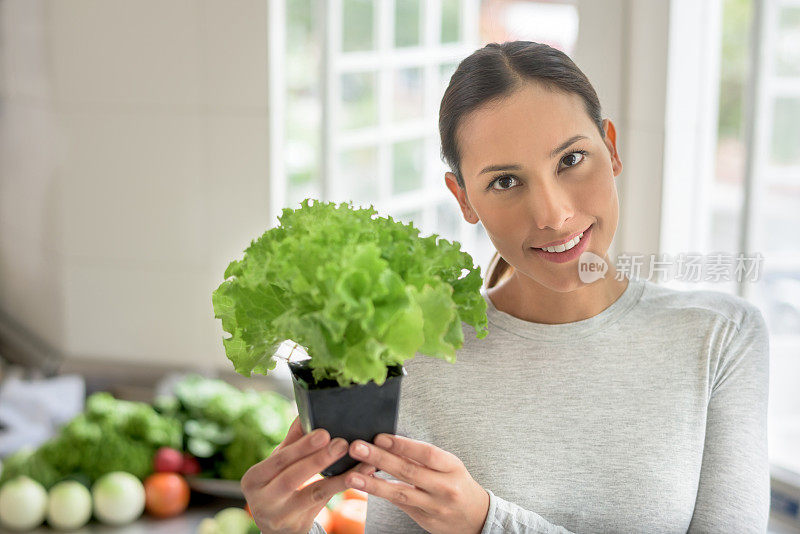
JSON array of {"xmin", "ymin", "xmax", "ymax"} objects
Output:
[
  {"xmin": 241, "ymin": 424, "xmax": 331, "ymax": 492},
  {"xmin": 267, "ymin": 436, "xmax": 350, "ymax": 497},
  {"xmin": 294, "ymin": 462, "xmax": 377, "ymax": 512},
  {"xmin": 373, "ymin": 434, "xmax": 458, "ymax": 472},
  {"xmin": 348, "ymin": 439, "xmax": 435, "ymax": 488},
  {"xmin": 344, "ymin": 472, "xmax": 434, "ymax": 513},
  {"xmin": 273, "ymin": 416, "xmax": 304, "ymax": 454}
]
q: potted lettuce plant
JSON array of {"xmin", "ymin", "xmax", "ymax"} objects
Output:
[{"xmin": 212, "ymin": 198, "xmax": 488, "ymax": 476}]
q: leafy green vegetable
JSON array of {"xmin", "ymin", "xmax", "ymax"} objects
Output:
[
  {"xmin": 0, "ymin": 393, "xmax": 181, "ymax": 489},
  {"xmin": 212, "ymin": 198, "xmax": 489, "ymax": 387},
  {"xmin": 157, "ymin": 374, "xmax": 296, "ymax": 481}
]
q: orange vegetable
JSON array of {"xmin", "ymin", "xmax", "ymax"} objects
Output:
[
  {"xmin": 244, "ymin": 502, "xmax": 252, "ymax": 518},
  {"xmin": 330, "ymin": 498, "xmax": 367, "ymax": 534},
  {"xmin": 315, "ymin": 506, "xmax": 334, "ymax": 532},
  {"xmin": 341, "ymin": 488, "xmax": 368, "ymax": 501},
  {"xmin": 143, "ymin": 473, "xmax": 190, "ymax": 518}
]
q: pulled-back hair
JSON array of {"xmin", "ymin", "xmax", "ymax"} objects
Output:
[{"xmin": 438, "ymin": 41, "xmax": 605, "ymax": 288}]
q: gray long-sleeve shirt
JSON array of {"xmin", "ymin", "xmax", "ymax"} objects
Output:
[{"xmin": 311, "ymin": 276, "xmax": 770, "ymax": 533}]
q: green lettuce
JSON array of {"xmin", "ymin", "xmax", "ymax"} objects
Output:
[{"xmin": 212, "ymin": 198, "xmax": 489, "ymax": 387}]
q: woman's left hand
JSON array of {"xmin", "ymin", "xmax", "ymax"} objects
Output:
[{"xmin": 344, "ymin": 433, "xmax": 490, "ymax": 534}]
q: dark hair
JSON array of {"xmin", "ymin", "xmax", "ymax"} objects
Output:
[{"xmin": 438, "ymin": 41, "xmax": 606, "ymax": 289}]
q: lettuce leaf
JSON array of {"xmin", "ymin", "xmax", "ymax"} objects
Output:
[{"xmin": 212, "ymin": 198, "xmax": 489, "ymax": 387}]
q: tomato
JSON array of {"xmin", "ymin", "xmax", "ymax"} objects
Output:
[
  {"xmin": 180, "ymin": 453, "xmax": 202, "ymax": 476},
  {"xmin": 341, "ymin": 488, "xmax": 368, "ymax": 501},
  {"xmin": 330, "ymin": 499, "xmax": 367, "ymax": 534},
  {"xmin": 143, "ymin": 473, "xmax": 190, "ymax": 518},
  {"xmin": 153, "ymin": 447, "xmax": 184, "ymax": 473},
  {"xmin": 315, "ymin": 506, "xmax": 334, "ymax": 532}
]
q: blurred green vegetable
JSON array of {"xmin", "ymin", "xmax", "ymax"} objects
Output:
[
  {"xmin": 154, "ymin": 374, "xmax": 296, "ymax": 481},
  {"xmin": 0, "ymin": 393, "xmax": 181, "ymax": 489}
]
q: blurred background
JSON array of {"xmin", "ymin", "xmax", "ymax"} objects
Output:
[{"xmin": 0, "ymin": 0, "xmax": 799, "ymax": 532}]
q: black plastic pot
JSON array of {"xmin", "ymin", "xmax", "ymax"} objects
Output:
[{"xmin": 288, "ymin": 359, "xmax": 407, "ymax": 477}]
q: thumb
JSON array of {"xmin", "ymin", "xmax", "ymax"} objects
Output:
[{"xmin": 274, "ymin": 416, "xmax": 306, "ymax": 453}]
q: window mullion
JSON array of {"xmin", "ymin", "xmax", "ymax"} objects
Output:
[
  {"xmin": 378, "ymin": 0, "xmax": 393, "ymax": 203},
  {"xmin": 739, "ymin": 0, "xmax": 770, "ymax": 299},
  {"xmin": 322, "ymin": 0, "xmax": 342, "ymax": 203}
]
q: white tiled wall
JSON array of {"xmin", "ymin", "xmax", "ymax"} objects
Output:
[{"xmin": 0, "ymin": 0, "xmax": 271, "ymax": 369}]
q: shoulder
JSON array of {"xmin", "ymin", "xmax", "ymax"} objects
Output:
[{"xmin": 637, "ymin": 279, "xmax": 765, "ymax": 334}]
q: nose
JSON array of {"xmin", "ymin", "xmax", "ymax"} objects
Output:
[{"xmin": 528, "ymin": 179, "xmax": 574, "ymax": 231}]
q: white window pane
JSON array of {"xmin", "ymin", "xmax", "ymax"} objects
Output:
[
  {"xmin": 395, "ymin": 0, "xmax": 422, "ymax": 48},
  {"xmin": 439, "ymin": 61, "xmax": 458, "ymax": 97},
  {"xmin": 392, "ymin": 138, "xmax": 425, "ymax": 194},
  {"xmin": 340, "ymin": 71, "xmax": 378, "ymax": 130},
  {"xmin": 435, "ymin": 201, "xmax": 462, "ymax": 243},
  {"xmin": 770, "ymin": 97, "xmax": 800, "ymax": 166},
  {"xmin": 756, "ymin": 271, "xmax": 800, "ymax": 337},
  {"xmin": 394, "ymin": 208, "xmax": 423, "ymax": 227},
  {"xmin": 755, "ymin": 186, "xmax": 800, "ymax": 254},
  {"xmin": 393, "ymin": 67, "xmax": 425, "ymax": 122},
  {"xmin": 776, "ymin": 5, "xmax": 800, "ymax": 77},
  {"xmin": 338, "ymin": 146, "xmax": 379, "ymax": 205},
  {"xmin": 441, "ymin": 0, "xmax": 462, "ymax": 43},
  {"xmin": 343, "ymin": 0, "xmax": 375, "ymax": 52}
]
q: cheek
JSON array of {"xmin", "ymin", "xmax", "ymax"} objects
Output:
[
  {"xmin": 479, "ymin": 213, "xmax": 527, "ymax": 253},
  {"xmin": 571, "ymin": 168, "xmax": 617, "ymax": 213}
]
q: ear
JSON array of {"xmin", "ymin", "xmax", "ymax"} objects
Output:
[
  {"xmin": 444, "ymin": 172, "xmax": 479, "ymax": 224},
  {"xmin": 602, "ymin": 118, "xmax": 623, "ymax": 177}
]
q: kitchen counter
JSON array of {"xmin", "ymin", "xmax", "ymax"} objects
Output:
[{"xmin": 27, "ymin": 494, "xmax": 251, "ymax": 533}]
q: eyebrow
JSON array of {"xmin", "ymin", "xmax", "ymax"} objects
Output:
[{"xmin": 477, "ymin": 134, "xmax": 589, "ymax": 175}]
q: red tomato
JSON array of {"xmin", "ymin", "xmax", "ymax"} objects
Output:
[
  {"xmin": 341, "ymin": 488, "xmax": 368, "ymax": 501},
  {"xmin": 331, "ymin": 499, "xmax": 367, "ymax": 534},
  {"xmin": 180, "ymin": 453, "xmax": 202, "ymax": 476},
  {"xmin": 153, "ymin": 447, "xmax": 184, "ymax": 473},
  {"xmin": 143, "ymin": 472, "xmax": 191, "ymax": 518}
]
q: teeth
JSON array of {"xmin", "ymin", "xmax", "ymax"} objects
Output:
[{"xmin": 541, "ymin": 232, "xmax": 584, "ymax": 253}]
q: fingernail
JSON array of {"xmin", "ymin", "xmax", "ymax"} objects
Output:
[
  {"xmin": 330, "ymin": 438, "xmax": 347, "ymax": 455},
  {"xmin": 353, "ymin": 443, "xmax": 369, "ymax": 457},
  {"xmin": 311, "ymin": 430, "xmax": 327, "ymax": 446},
  {"xmin": 348, "ymin": 476, "xmax": 365, "ymax": 488}
]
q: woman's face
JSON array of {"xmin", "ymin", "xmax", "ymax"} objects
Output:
[{"xmin": 445, "ymin": 82, "xmax": 623, "ymax": 293}]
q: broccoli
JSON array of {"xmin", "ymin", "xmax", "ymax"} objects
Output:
[{"xmin": 0, "ymin": 393, "xmax": 181, "ymax": 489}]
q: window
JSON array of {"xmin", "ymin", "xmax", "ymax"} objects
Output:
[
  {"xmin": 269, "ymin": 0, "xmax": 483, "ymax": 264},
  {"xmin": 746, "ymin": 0, "xmax": 800, "ymax": 476},
  {"xmin": 663, "ymin": 0, "xmax": 800, "ymax": 475},
  {"xmin": 269, "ymin": 0, "xmax": 579, "ymax": 276}
]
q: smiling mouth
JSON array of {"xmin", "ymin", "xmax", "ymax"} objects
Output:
[{"xmin": 535, "ymin": 224, "xmax": 592, "ymax": 253}]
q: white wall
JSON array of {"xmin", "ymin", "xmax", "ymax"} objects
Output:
[
  {"xmin": 575, "ymin": 0, "xmax": 671, "ymax": 260},
  {"xmin": 0, "ymin": 0, "xmax": 272, "ymax": 370}
]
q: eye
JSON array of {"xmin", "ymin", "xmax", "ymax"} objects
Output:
[
  {"xmin": 560, "ymin": 150, "xmax": 587, "ymax": 169},
  {"xmin": 486, "ymin": 174, "xmax": 519, "ymax": 192},
  {"xmin": 485, "ymin": 150, "xmax": 589, "ymax": 193}
]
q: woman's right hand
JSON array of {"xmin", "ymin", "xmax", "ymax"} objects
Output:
[{"xmin": 241, "ymin": 416, "xmax": 376, "ymax": 534}]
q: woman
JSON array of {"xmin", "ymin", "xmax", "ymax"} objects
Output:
[{"xmin": 243, "ymin": 41, "xmax": 770, "ymax": 534}]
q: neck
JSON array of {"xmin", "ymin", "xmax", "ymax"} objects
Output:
[{"xmin": 487, "ymin": 262, "xmax": 630, "ymax": 324}]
